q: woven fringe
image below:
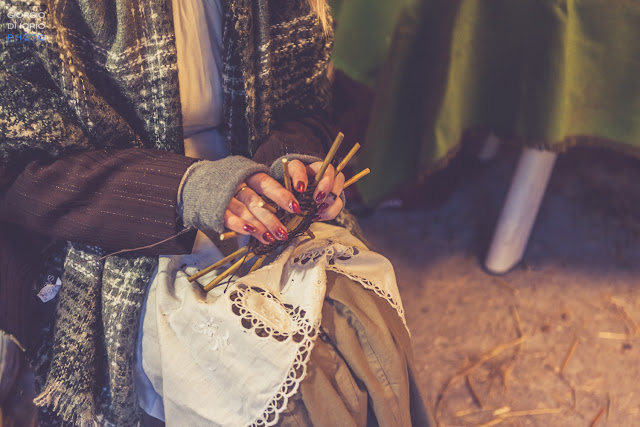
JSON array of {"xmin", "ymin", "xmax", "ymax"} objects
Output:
[{"xmin": 34, "ymin": 381, "xmax": 98, "ymax": 426}]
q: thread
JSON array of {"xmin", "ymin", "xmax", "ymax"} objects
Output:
[{"xmin": 84, "ymin": 227, "xmax": 196, "ymax": 263}]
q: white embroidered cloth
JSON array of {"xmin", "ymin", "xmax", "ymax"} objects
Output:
[{"xmin": 136, "ymin": 223, "xmax": 407, "ymax": 426}]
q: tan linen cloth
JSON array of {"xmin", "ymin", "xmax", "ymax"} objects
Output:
[{"xmin": 278, "ymin": 272, "xmax": 433, "ymax": 427}]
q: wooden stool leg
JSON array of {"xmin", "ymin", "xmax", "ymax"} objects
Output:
[{"xmin": 485, "ymin": 148, "xmax": 558, "ymax": 274}]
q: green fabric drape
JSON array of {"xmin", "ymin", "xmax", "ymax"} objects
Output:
[
  {"xmin": 331, "ymin": 0, "xmax": 419, "ymax": 87},
  {"xmin": 331, "ymin": 0, "xmax": 640, "ymax": 203}
]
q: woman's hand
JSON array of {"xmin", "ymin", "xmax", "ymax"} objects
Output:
[
  {"xmin": 222, "ymin": 159, "xmax": 344, "ymax": 243},
  {"xmin": 222, "ymin": 172, "xmax": 302, "ymax": 244},
  {"xmin": 286, "ymin": 159, "xmax": 345, "ymax": 222}
]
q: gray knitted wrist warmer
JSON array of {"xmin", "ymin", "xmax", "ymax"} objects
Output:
[
  {"xmin": 269, "ymin": 154, "xmax": 321, "ymax": 181},
  {"xmin": 269, "ymin": 154, "xmax": 346, "ymax": 209},
  {"xmin": 179, "ymin": 156, "xmax": 269, "ymax": 232}
]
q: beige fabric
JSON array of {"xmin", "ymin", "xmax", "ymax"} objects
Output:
[
  {"xmin": 172, "ymin": 0, "xmax": 223, "ymax": 138},
  {"xmin": 278, "ymin": 272, "xmax": 433, "ymax": 427},
  {"xmin": 172, "ymin": 0, "xmax": 228, "ymax": 161}
]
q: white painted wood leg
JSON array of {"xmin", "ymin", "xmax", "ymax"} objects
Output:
[{"xmin": 485, "ymin": 147, "xmax": 558, "ymax": 274}]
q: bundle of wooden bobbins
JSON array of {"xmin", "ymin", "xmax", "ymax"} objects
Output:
[{"xmin": 188, "ymin": 132, "xmax": 370, "ymax": 292}]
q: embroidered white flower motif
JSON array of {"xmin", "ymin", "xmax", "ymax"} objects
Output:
[{"xmin": 192, "ymin": 320, "xmax": 230, "ymax": 352}]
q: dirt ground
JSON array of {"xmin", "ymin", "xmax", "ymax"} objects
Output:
[{"xmin": 358, "ymin": 143, "xmax": 640, "ymax": 427}]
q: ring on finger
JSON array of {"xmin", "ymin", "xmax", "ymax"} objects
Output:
[
  {"xmin": 326, "ymin": 192, "xmax": 339, "ymax": 203},
  {"xmin": 318, "ymin": 192, "xmax": 337, "ymax": 212},
  {"xmin": 234, "ymin": 184, "xmax": 249, "ymax": 198},
  {"xmin": 234, "ymin": 185, "xmax": 260, "ymax": 207}
]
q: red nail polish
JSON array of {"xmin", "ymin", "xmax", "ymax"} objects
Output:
[
  {"xmin": 275, "ymin": 228, "xmax": 289, "ymax": 240},
  {"xmin": 291, "ymin": 201, "xmax": 302, "ymax": 214},
  {"xmin": 243, "ymin": 224, "xmax": 256, "ymax": 233},
  {"xmin": 263, "ymin": 232, "xmax": 276, "ymax": 243},
  {"xmin": 312, "ymin": 215, "xmax": 322, "ymax": 222},
  {"xmin": 296, "ymin": 181, "xmax": 305, "ymax": 193},
  {"xmin": 318, "ymin": 203, "xmax": 329, "ymax": 212},
  {"xmin": 315, "ymin": 191, "xmax": 326, "ymax": 203}
]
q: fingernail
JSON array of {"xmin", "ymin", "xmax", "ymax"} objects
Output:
[
  {"xmin": 318, "ymin": 203, "xmax": 329, "ymax": 212},
  {"xmin": 275, "ymin": 227, "xmax": 289, "ymax": 240},
  {"xmin": 243, "ymin": 224, "xmax": 256, "ymax": 233},
  {"xmin": 296, "ymin": 181, "xmax": 305, "ymax": 193},
  {"xmin": 312, "ymin": 215, "xmax": 322, "ymax": 222},
  {"xmin": 263, "ymin": 232, "xmax": 276, "ymax": 243},
  {"xmin": 290, "ymin": 201, "xmax": 302, "ymax": 214},
  {"xmin": 315, "ymin": 191, "xmax": 326, "ymax": 203}
]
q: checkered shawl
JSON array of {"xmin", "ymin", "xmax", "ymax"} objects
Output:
[{"xmin": 0, "ymin": 0, "xmax": 332, "ymax": 424}]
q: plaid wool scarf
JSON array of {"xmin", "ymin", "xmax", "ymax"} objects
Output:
[{"xmin": 0, "ymin": 0, "xmax": 332, "ymax": 424}]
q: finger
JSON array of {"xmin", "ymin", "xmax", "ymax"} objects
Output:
[
  {"xmin": 317, "ymin": 172, "xmax": 345, "ymax": 214},
  {"xmin": 306, "ymin": 162, "xmax": 335, "ymax": 205},
  {"xmin": 314, "ymin": 197, "xmax": 344, "ymax": 222},
  {"xmin": 235, "ymin": 185, "xmax": 288, "ymax": 241},
  {"xmin": 246, "ymin": 172, "xmax": 302, "ymax": 215},
  {"xmin": 223, "ymin": 209, "xmax": 255, "ymax": 236},
  {"xmin": 226, "ymin": 199, "xmax": 274, "ymax": 244},
  {"xmin": 287, "ymin": 159, "xmax": 308, "ymax": 193}
]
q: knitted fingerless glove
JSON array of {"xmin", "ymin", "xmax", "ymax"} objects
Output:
[{"xmin": 178, "ymin": 156, "xmax": 269, "ymax": 232}]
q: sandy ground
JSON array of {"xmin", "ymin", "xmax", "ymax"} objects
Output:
[{"xmin": 358, "ymin": 144, "xmax": 640, "ymax": 427}]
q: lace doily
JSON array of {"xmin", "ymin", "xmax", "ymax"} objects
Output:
[{"xmin": 291, "ymin": 243, "xmax": 408, "ymax": 330}]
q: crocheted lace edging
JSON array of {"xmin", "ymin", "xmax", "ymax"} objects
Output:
[{"xmin": 226, "ymin": 284, "xmax": 319, "ymax": 427}]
